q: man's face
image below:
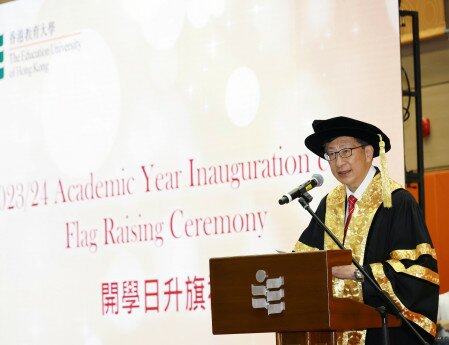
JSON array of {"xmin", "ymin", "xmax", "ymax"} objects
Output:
[{"xmin": 325, "ymin": 136, "xmax": 374, "ymax": 192}]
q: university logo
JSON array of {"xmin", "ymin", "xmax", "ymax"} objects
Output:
[
  {"xmin": 0, "ymin": 34, "xmax": 3, "ymax": 79},
  {"xmin": 251, "ymin": 269, "xmax": 285, "ymax": 315}
]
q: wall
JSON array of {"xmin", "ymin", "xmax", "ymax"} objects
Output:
[
  {"xmin": 401, "ymin": 0, "xmax": 449, "ymax": 170},
  {"xmin": 402, "ymin": 38, "xmax": 449, "ymax": 171}
]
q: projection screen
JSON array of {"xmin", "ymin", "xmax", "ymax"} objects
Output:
[{"xmin": 0, "ymin": 1, "xmax": 403, "ymax": 344}]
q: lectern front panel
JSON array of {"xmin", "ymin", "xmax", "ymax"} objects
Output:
[{"xmin": 210, "ymin": 251, "xmax": 338, "ymax": 334}]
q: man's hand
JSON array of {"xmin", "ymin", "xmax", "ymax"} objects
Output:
[{"xmin": 332, "ymin": 264, "xmax": 357, "ymax": 280}]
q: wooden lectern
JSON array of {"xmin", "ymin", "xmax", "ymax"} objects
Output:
[{"xmin": 209, "ymin": 250, "xmax": 400, "ymax": 345}]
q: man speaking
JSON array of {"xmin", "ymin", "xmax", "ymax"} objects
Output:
[{"xmin": 293, "ymin": 116, "xmax": 439, "ymax": 345}]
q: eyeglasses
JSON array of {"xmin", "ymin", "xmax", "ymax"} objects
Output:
[{"xmin": 324, "ymin": 145, "xmax": 365, "ymax": 161}]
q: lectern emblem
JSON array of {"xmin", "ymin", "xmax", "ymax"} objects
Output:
[{"xmin": 251, "ymin": 269, "xmax": 285, "ymax": 315}]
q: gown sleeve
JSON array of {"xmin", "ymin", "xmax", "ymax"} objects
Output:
[
  {"xmin": 361, "ymin": 189, "xmax": 439, "ymax": 340},
  {"xmin": 292, "ymin": 196, "xmax": 327, "ymax": 252}
]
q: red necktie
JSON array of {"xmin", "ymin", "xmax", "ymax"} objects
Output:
[{"xmin": 344, "ymin": 195, "xmax": 357, "ymax": 236}]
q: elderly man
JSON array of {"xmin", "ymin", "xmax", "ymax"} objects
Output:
[{"xmin": 294, "ymin": 116, "xmax": 439, "ymax": 345}]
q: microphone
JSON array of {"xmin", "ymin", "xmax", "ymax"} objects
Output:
[{"xmin": 278, "ymin": 174, "xmax": 324, "ymax": 205}]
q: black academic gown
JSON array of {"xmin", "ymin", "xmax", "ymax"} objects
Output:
[{"xmin": 298, "ymin": 187, "xmax": 439, "ymax": 345}]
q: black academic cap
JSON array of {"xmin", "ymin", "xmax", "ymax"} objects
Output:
[{"xmin": 304, "ymin": 116, "xmax": 391, "ymax": 158}]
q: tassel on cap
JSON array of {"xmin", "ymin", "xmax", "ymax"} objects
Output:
[{"xmin": 378, "ymin": 134, "xmax": 392, "ymax": 208}]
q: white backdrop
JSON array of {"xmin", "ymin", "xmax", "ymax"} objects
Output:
[{"xmin": 0, "ymin": 1, "xmax": 404, "ymax": 344}]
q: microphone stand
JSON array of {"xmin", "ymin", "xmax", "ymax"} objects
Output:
[{"xmin": 297, "ymin": 192, "xmax": 430, "ymax": 345}]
